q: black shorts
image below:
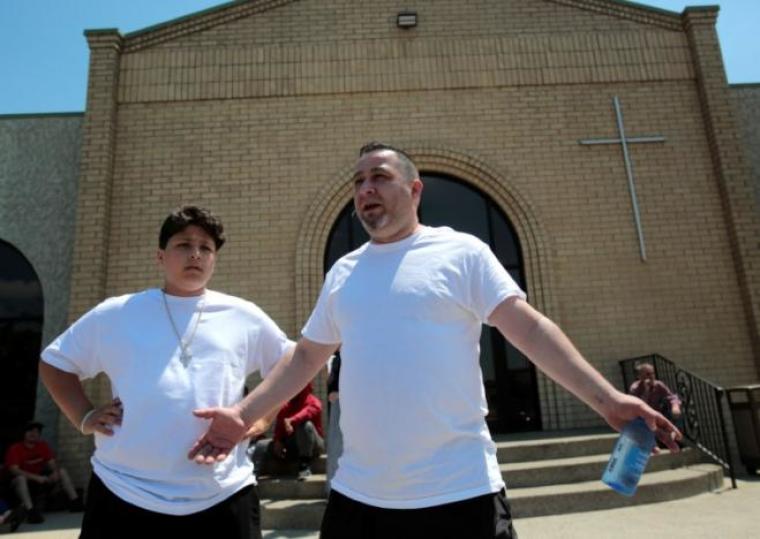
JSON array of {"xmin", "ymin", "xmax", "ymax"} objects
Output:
[
  {"xmin": 320, "ymin": 489, "xmax": 518, "ymax": 539},
  {"xmin": 79, "ymin": 473, "xmax": 261, "ymax": 539}
]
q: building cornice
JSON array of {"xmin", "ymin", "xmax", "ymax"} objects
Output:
[{"xmin": 95, "ymin": 0, "xmax": 689, "ymax": 54}]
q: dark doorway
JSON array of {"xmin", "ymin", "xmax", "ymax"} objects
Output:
[
  {"xmin": 324, "ymin": 173, "xmax": 542, "ymax": 433},
  {"xmin": 0, "ymin": 241, "xmax": 44, "ymax": 453}
]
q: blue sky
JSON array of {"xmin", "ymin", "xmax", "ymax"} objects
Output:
[{"xmin": 0, "ymin": 0, "xmax": 757, "ymax": 115}]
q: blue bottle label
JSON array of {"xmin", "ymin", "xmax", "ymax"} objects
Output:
[{"xmin": 602, "ymin": 419, "xmax": 653, "ymax": 496}]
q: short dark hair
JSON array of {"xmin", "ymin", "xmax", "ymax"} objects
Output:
[
  {"xmin": 24, "ymin": 421, "xmax": 44, "ymax": 432},
  {"xmin": 158, "ymin": 206, "xmax": 226, "ymax": 250},
  {"xmin": 359, "ymin": 141, "xmax": 418, "ymax": 181}
]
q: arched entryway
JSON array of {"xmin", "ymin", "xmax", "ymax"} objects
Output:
[
  {"xmin": 324, "ymin": 173, "xmax": 542, "ymax": 433},
  {"xmin": 0, "ymin": 240, "xmax": 44, "ymax": 452}
]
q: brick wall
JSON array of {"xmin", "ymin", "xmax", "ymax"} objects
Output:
[
  {"xmin": 0, "ymin": 113, "xmax": 82, "ymax": 450},
  {"xmin": 731, "ymin": 84, "xmax": 760, "ymax": 218},
  {"xmin": 683, "ymin": 7, "xmax": 760, "ymax": 376},
  {"xmin": 59, "ymin": 0, "xmax": 760, "ymax": 485},
  {"xmin": 105, "ymin": 81, "xmax": 754, "ymax": 429},
  {"xmin": 57, "ymin": 30, "xmax": 122, "ymax": 484}
]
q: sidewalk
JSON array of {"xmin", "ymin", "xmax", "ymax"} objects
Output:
[
  {"xmin": 6, "ymin": 475, "xmax": 758, "ymax": 538},
  {"xmin": 516, "ymin": 475, "xmax": 759, "ymax": 538}
]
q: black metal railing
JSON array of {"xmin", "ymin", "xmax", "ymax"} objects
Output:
[{"xmin": 619, "ymin": 353, "xmax": 737, "ymax": 488}]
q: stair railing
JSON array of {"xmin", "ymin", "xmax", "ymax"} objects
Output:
[{"xmin": 618, "ymin": 353, "xmax": 737, "ymax": 488}]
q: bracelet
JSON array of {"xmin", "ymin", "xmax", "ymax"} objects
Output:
[{"xmin": 79, "ymin": 409, "xmax": 97, "ymax": 435}]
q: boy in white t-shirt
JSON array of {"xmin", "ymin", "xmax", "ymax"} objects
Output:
[
  {"xmin": 188, "ymin": 145, "xmax": 682, "ymax": 538},
  {"xmin": 40, "ymin": 206, "xmax": 293, "ymax": 539}
]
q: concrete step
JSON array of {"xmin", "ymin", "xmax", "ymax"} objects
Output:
[
  {"xmin": 494, "ymin": 431, "xmax": 618, "ymax": 463},
  {"xmin": 502, "ymin": 446, "xmax": 700, "ymax": 488},
  {"xmin": 260, "ymin": 464, "xmax": 725, "ymax": 529},
  {"xmin": 508, "ymin": 464, "xmax": 725, "ymax": 517},
  {"xmin": 261, "ymin": 498, "xmax": 327, "ymax": 531},
  {"xmin": 258, "ymin": 448, "xmax": 699, "ymax": 499},
  {"xmin": 258, "ymin": 474, "xmax": 327, "ymax": 499},
  {"xmin": 262, "ymin": 532, "xmax": 319, "ymax": 539},
  {"xmin": 255, "ymin": 455, "xmax": 327, "ymax": 478},
  {"xmin": 256, "ymin": 430, "xmax": 616, "ymax": 477}
]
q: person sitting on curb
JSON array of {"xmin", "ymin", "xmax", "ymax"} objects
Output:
[
  {"xmin": 4, "ymin": 421, "xmax": 84, "ymax": 524},
  {"xmin": 250, "ymin": 383, "xmax": 324, "ymax": 481}
]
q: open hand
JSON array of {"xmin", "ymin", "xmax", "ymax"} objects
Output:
[
  {"xmin": 603, "ymin": 392, "xmax": 682, "ymax": 452},
  {"xmin": 188, "ymin": 406, "xmax": 247, "ymax": 465}
]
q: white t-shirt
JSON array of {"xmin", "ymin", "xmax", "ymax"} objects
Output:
[
  {"xmin": 302, "ymin": 226, "xmax": 526, "ymax": 509},
  {"xmin": 41, "ymin": 288, "xmax": 294, "ymax": 515}
]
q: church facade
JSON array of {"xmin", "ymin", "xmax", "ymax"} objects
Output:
[{"xmin": 2, "ymin": 0, "xmax": 759, "ymax": 486}]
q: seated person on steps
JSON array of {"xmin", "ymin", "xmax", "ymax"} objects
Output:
[
  {"xmin": 628, "ymin": 362, "xmax": 682, "ymax": 422},
  {"xmin": 250, "ymin": 382, "xmax": 324, "ymax": 481}
]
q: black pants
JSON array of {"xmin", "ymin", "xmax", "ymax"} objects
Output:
[
  {"xmin": 320, "ymin": 489, "xmax": 518, "ymax": 539},
  {"xmin": 79, "ymin": 473, "xmax": 261, "ymax": 539},
  {"xmin": 252, "ymin": 420, "xmax": 325, "ymax": 475}
]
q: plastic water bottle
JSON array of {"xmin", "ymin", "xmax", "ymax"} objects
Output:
[{"xmin": 601, "ymin": 417, "xmax": 656, "ymax": 496}]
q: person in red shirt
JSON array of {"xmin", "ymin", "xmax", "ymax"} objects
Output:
[
  {"xmin": 250, "ymin": 383, "xmax": 324, "ymax": 481},
  {"xmin": 4, "ymin": 421, "xmax": 84, "ymax": 524}
]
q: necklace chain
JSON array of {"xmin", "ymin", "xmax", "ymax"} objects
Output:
[{"xmin": 161, "ymin": 290, "xmax": 205, "ymax": 366}]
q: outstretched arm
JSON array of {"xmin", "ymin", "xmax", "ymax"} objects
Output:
[
  {"xmin": 39, "ymin": 361, "xmax": 123, "ymax": 436},
  {"xmin": 489, "ymin": 297, "xmax": 681, "ymax": 450},
  {"xmin": 189, "ymin": 337, "xmax": 338, "ymax": 464}
]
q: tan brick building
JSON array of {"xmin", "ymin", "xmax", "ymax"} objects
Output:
[{"xmin": 9, "ymin": 0, "xmax": 759, "ymax": 485}]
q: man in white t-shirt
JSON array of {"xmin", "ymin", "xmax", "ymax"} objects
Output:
[
  {"xmin": 189, "ymin": 144, "xmax": 682, "ymax": 538},
  {"xmin": 40, "ymin": 206, "xmax": 294, "ymax": 539}
]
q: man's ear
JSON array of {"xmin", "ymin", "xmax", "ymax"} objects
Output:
[
  {"xmin": 156, "ymin": 249, "xmax": 165, "ymax": 268},
  {"xmin": 411, "ymin": 177, "xmax": 424, "ymax": 198}
]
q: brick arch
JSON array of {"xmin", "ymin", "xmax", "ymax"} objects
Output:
[
  {"xmin": 0, "ymin": 238, "xmax": 45, "ymax": 449},
  {"xmin": 294, "ymin": 146, "xmax": 562, "ymax": 428},
  {"xmin": 411, "ymin": 148, "xmax": 557, "ymax": 320},
  {"xmin": 294, "ymin": 146, "xmax": 558, "ymax": 325}
]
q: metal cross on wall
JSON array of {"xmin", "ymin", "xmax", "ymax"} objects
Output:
[{"xmin": 578, "ymin": 96, "xmax": 666, "ymax": 262}]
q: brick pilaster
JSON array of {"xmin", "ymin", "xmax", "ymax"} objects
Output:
[
  {"xmin": 684, "ymin": 7, "xmax": 760, "ymax": 378},
  {"xmin": 56, "ymin": 29, "xmax": 122, "ymax": 488}
]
